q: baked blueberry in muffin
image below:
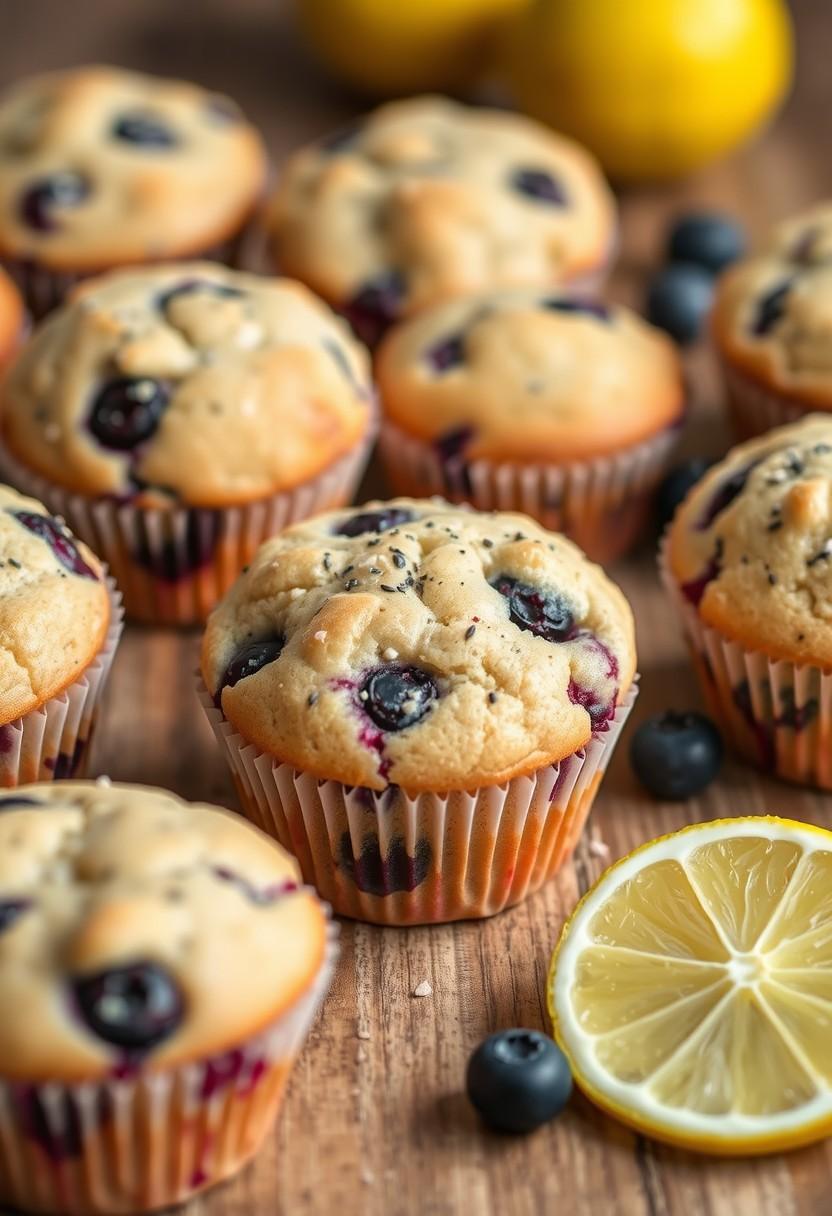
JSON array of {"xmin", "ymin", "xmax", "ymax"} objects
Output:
[{"xmin": 266, "ymin": 97, "xmax": 616, "ymax": 343}]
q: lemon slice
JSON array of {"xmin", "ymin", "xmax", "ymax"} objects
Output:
[{"xmin": 549, "ymin": 817, "xmax": 832, "ymax": 1155}]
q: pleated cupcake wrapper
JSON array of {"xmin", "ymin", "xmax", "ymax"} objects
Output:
[
  {"xmin": 0, "ymin": 921, "xmax": 337, "ymax": 1216},
  {"xmin": 0, "ymin": 435, "xmax": 374, "ymax": 626},
  {"xmin": 378, "ymin": 419, "xmax": 678, "ymax": 564},
  {"xmin": 719, "ymin": 356, "xmax": 814, "ymax": 440},
  {"xmin": 1, "ymin": 228, "xmax": 249, "ymax": 321},
  {"xmin": 659, "ymin": 539, "xmax": 832, "ymax": 789},
  {"xmin": 0, "ymin": 577, "xmax": 123, "ymax": 788},
  {"xmin": 198, "ymin": 681, "xmax": 638, "ymax": 925}
]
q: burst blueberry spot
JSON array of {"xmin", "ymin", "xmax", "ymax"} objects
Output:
[
  {"xmin": 426, "ymin": 333, "xmax": 466, "ymax": 372},
  {"xmin": 753, "ymin": 282, "xmax": 792, "ymax": 336},
  {"xmin": 342, "ymin": 270, "xmax": 406, "ymax": 347},
  {"xmin": 334, "ymin": 507, "xmax": 414, "ymax": 537},
  {"xmin": 491, "ymin": 576, "xmax": 577, "ymax": 643},
  {"xmin": 697, "ymin": 462, "xmax": 760, "ymax": 530},
  {"xmin": 88, "ymin": 377, "xmax": 169, "ymax": 451},
  {"xmin": 12, "ymin": 512, "xmax": 97, "ymax": 579},
  {"xmin": 510, "ymin": 168, "xmax": 567, "ymax": 206},
  {"xmin": 339, "ymin": 832, "xmax": 432, "ymax": 896},
  {"xmin": 360, "ymin": 664, "xmax": 438, "ymax": 732},
  {"xmin": 112, "ymin": 112, "xmax": 177, "ymax": 148},
  {"xmin": 681, "ymin": 540, "xmax": 724, "ymax": 606},
  {"xmin": 0, "ymin": 796, "xmax": 42, "ymax": 810},
  {"xmin": 19, "ymin": 171, "xmax": 90, "ymax": 232},
  {"xmin": 73, "ymin": 962, "xmax": 183, "ymax": 1051},
  {"xmin": 158, "ymin": 278, "xmax": 243, "ymax": 312},
  {"xmin": 218, "ymin": 637, "xmax": 285, "ymax": 698},
  {"xmin": 543, "ymin": 297, "xmax": 610, "ymax": 321},
  {"xmin": 434, "ymin": 425, "xmax": 475, "ymax": 465},
  {"xmin": 0, "ymin": 898, "xmax": 30, "ymax": 932}
]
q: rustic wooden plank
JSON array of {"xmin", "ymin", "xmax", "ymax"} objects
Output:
[{"xmin": 3, "ymin": 1, "xmax": 832, "ymax": 1213}]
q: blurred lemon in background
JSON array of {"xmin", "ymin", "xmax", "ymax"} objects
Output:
[
  {"xmin": 506, "ymin": 0, "xmax": 794, "ymax": 181},
  {"xmin": 298, "ymin": 0, "xmax": 526, "ymax": 96}
]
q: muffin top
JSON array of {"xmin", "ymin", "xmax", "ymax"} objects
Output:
[
  {"xmin": 668, "ymin": 415, "xmax": 832, "ymax": 667},
  {"xmin": 377, "ymin": 289, "xmax": 684, "ymax": 462},
  {"xmin": 202, "ymin": 499, "xmax": 636, "ymax": 792},
  {"xmin": 0, "ymin": 66, "xmax": 267, "ymax": 270},
  {"xmin": 0, "ymin": 268, "xmax": 24, "ymax": 367},
  {"xmin": 713, "ymin": 202, "xmax": 832, "ymax": 407},
  {"xmin": 2, "ymin": 263, "xmax": 373, "ymax": 507},
  {"xmin": 0, "ymin": 484, "xmax": 109, "ymax": 726},
  {"xmin": 0, "ymin": 781, "xmax": 327, "ymax": 1081},
  {"xmin": 266, "ymin": 96, "xmax": 616, "ymax": 341}
]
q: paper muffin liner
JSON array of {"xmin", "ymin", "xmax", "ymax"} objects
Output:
[
  {"xmin": 659, "ymin": 539, "xmax": 832, "ymax": 790},
  {"xmin": 0, "ymin": 434, "xmax": 374, "ymax": 626},
  {"xmin": 0, "ymin": 918, "xmax": 337, "ymax": 1216},
  {"xmin": 378, "ymin": 419, "xmax": 678, "ymax": 565},
  {"xmin": 0, "ymin": 577, "xmax": 123, "ymax": 788},
  {"xmin": 1, "ymin": 228, "xmax": 250, "ymax": 321},
  {"xmin": 719, "ymin": 356, "xmax": 816, "ymax": 440},
  {"xmin": 198, "ymin": 681, "xmax": 638, "ymax": 926}
]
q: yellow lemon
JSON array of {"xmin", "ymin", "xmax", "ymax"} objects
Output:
[
  {"xmin": 549, "ymin": 817, "xmax": 832, "ymax": 1155},
  {"xmin": 298, "ymin": 0, "xmax": 526, "ymax": 97},
  {"xmin": 507, "ymin": 0, "xmax": 793, "ymax": 181}
]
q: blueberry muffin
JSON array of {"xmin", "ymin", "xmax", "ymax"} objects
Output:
[
  {"xmin": 0, "ymin": 267, "xmax": 24, "ymax": 368},
  {"xmin": 0, "ymin": 484, "xmax": 119, "ymax": 786},
  {"xmin": 201, "ymin": 498, "xmax": 637, "ymax": 923},
  {"xmin": 1, "ymin": 263, "xmax": 374, "ymax": 623},
  {"xmin": 266, "ymin": 96, "xmax": 616, "ymax": 346},
  {"xmin": 664, "ymin": 414, "xmax": 832, "ymax": 788},
  {"xmin": 0, "ymin": 67, "xmax": 268, "ymax": 316},
  {"xmin": 377, "ymin": 288, "xmax": 684, "ymax": 561},
  {"xmin": 713, "ymin": 202, "xmax": 832, "ymax": 436},
  {"xmin": 0, "ymin": 780, "xmax": 333, "ymax": 1215}
]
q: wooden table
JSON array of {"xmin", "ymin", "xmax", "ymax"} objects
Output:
[{"xmin": 4, "ymin": 2, "xmax": 832, "ymax": 1213}]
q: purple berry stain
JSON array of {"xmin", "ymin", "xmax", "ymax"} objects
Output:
[
  {"xmin": 19, "ymin": 171, "xmax": 90, "ymax": 232},
  {"xmin": 697, "ymin": 462, "xmax": 760, "ymax": 530},
  {"xmin": 426, "ymin": 333, "xmax": 465, "ymax": 372},
  {"xmin": 11, "ymin": 511, "xmax": 97, "ymax": 579},
  {"xmin": 339, "ymin": 832, "xmax": 432, "ymax": 896},
  {"xmin": 753, "ymin": 281, "xmax": 792, "ymax": 336},
  {"xmin": 342, "ymin": 270, "xmax": 405, "ymax": 347},
  {"xmin": 511, "ymin": 168, "xmax": 567, "ymax": 206},
  {"xmin": 134, "ymin": 509, "xmax": 221, "ymax": 583},
  {"xmin": 681, "ymin": 540, "xmax": 724, "ymax": 606}
]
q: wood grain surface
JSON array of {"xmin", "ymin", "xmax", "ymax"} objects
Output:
[{"xmin": 3, "ymin": 1, "xmax": 832, "ymax": 1213}]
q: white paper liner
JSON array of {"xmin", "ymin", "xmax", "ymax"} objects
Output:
[
  {"xmin": 1, "ymin": 229, "xmax": 249, "ymax": 321},
  {"xmin": 378, "ymin": 419, "xmax": 678, "ymax": 564},
  {"xmin": 0, "ymin": 433, "xmax": 374, "ymax": 626},
  {"xmin": 0, "ymin": 918, "xmax": 337, "ymax": 1216},
  {"xmin": 198, "ymin": 681, "xmax": 638, "ymax": 925},
  {"xmin": 659, "ymin": 538, "xmax": 832, "ymax": 789},
  {"xmin": 720, "ymin": 356, "xmax": 816, "ymax": 440},
  {"xmin": 0, "ymin": 576, "xmax": 123, "ymax": 787}
]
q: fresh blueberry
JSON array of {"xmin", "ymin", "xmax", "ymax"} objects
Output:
[
  {"xmin": 630, "ymin": 711, "xmax": 723, "ymax": 800},
  {"xmin": 752, "ymin": 281, "xmax": 792, "ymax": 336},
  {"xmin": 667, "ymin": 213, "xmax": 746, "ymax": 275},
  {"xmin": 158, "ymin": 278, "xmax": 243, "ymax": 312},
  {"xmin": 73, "ymin": 961, "xmax": 183, "ymax": 1050},
  {"xmin": 19, "ymin": 172, "xmax": 90, "ymax": 232},
  {"xmin": 655, "ymin": 457, "xmax": 714, "ymax": 534},
  {"xmin": 334, "ymin": 507, "xmax": 414, "ymax": 537},
  {"xmin": 88, "ymin": 377, "xmax": 169, "ymax": 451},
  {"xmin": 491, "ymin": 576, "xmax": 576, "ymax": 643},
  {"xmin": 426, "ymin": 333, "xmax": 466, "ymax": 372},
  {"xmin": 343, "ymin": 270, "xmax": 406, "ymax": 347},
  {"xmin": 697, "ymin": 461, "xmax": 759, "ymax": 530},
  {"xmin": 510, "ymin": 168, "xmax": 567, "ymax": 206},
  {"xmin": 360, "ymin": 664, "xmax": 438, "ymax": 732},
  {"xmin": 218, "ymin": 638, "xmax": 285, "ymax": 696},
  {"xmin": 542, "ymin": 297, "xmax": 610, "ymax": 321},
  {"xmin": 0, "ymin": 898, "xmax": 30, "ymax": 932},
  {"xmin": 647, "ymin": 263, "xmax": 714, "ymax": 345},
  {"xmin": 12, "ymin": 512, "xmax": 97, "ymax": 579},
  {"xmin": 466, "ymin": 1030, "xmax": 572, "ymax": 1134},
  {"xmin": 111, "ymin": 112, "xmax": 177, "ymax": 148}
]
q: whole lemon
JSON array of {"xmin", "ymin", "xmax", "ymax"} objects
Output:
[
  {"xmin": 298, "ymin": 0, "xmax": 526, "ymax": 96},
  {"xmin": 506, "ymin": 0, "xmax": 793, "ymax": 181}
]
